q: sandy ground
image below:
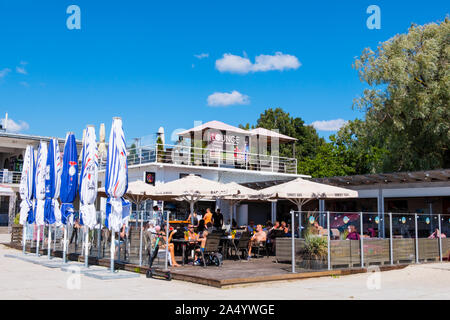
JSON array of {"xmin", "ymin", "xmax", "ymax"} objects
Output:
[{"xmin": 1, "ymin": 233, "xmax": 449, "ymax": 300}]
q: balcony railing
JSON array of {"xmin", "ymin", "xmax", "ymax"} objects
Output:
[
  {"xmin": 0, "ymin": 170, "xmax": 21, "ymax": 185},
  {"xmin": 100, "ymin": 144, "xmax": 298, "ymax": 174}
]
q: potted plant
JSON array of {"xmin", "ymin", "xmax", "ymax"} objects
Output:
[{"xmin": 299, "ymin": 234, "xmax": 328, "ymax": 270}]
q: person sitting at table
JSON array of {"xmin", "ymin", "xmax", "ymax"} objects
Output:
[
  {"xmin": 197, "ymin": 219, "xmax": 206, "ymax": 233},
  {"xmin": 187, "ymin": 212, "xmax": 200, "ymax": 226},
  {"xmin": 367, "ymin": 228, "xmax": 377, "ymax": 238},
  {"xmin": 280, "ymin": 221, "xmax": 289, "ymax": 235},
  {"xmin": 232, "ymin": 219, "xmax": 238, "ymax": 228},
  {"xmin": 247, "ymin": 224, "xmax": 267, "ymax": 260},
  {"xmin": 310, "ymin": 221, "xmax": 323, "ymax": 235},
  {"xmin": 346, "ymin": 225, "xmax": 360, "ymax": 240},
  {"xmin": 193, "ymin": 221, "xmax": 209, "ymax": 265},
  {"xmin": 206, "ymin": 222, "xmax": 214, "ymax": 233},
  {"xmin": 247, "ymin": 220, "xmax": 256, "ymax": 233},
  {"xmin": 272, "ymin": 221, "xmax": 282, "ymax": 231},
  {"xmin": 187, "ymin": 224, "xmax": 198, "ymax": 242},
  {"xmin": 263, "ymin": 221, "xmax": 273, "ymax": 233},
  {"xmin": 155, "ymin": 225, "xmax": 180, "ymax": 267},
  {"xmin": 429, "ymin": 228, "xmax": 447, "ymax": 239},
  {"xmin": 223, "ymin": 219, "xmax": 232, "ymax": 233}
]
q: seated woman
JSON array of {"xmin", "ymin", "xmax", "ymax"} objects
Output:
[
  {"xmin": 346, "ymin": 225, "xmax": 360, "ymax": 240},
  {"xmin": 428, "ymin": 228, "xmax": 447, "ymax": 239},
  {"xmin": 310, "ymin": 221, "xmax": 323, "ymax": 236},
  {"xmin": 280, "ymin": 221, "xmax": 289, "ymax": 235},
  {"xmin": 151, "ymin": 225, "xmax": 180, "ymax": 267}
]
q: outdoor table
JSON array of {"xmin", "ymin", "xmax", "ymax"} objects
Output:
[
  {"xmin": 172, "ymin": 239, "xmax": 199, "ymax": 266},
  {"xmin": 220, "ymin": 236, "xmax": 239, "ymax": 259}
]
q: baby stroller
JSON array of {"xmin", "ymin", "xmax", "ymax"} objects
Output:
[
  {"xmin": 197, "ymin": 233, "xmax": 223, "ymax": 267},
  {"xmin": 145, "ymin": 230, "xmax": 172, "ymax": 281}
]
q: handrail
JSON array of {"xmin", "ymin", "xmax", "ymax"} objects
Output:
[{"xmin": 116, "ymin": 143, "xmax": 298, "ymax": 174}]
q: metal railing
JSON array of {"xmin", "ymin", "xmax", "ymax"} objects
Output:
[
  {"xmin": 0, "ymin": 170, "xmax": 21, "ymax": 184},
  {"xmin": 15, "ymin": 210, "xmax": 449, "ymax": 274},
  {"xmin": 100, "ymin": 144, "xmax": 298, "ymax": 174},
  {"xmin": 284, "ymin": 211, "xmax": 450, "ymax": 273}
]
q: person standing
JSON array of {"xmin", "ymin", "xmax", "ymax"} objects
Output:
[
  {"xmin": 187, "ymin": 211, "xmax": 200, "ymax": 226},
  {"xmin": 212, "ymin": 208, "xmax": 224, "ymax": 231},
  {"xmin": 203, "ymin": 208, "xmax": 213, "ymax": 226}
]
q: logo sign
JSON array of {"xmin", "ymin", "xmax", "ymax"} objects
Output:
[
  {"xmin": 210, "ymin": 132, "xmax": 241, "ymax": 145},
  {"xmin": 308, "ymin": 216, "xmax": 315, "ymax": 224},
  {"xmin": 401, "ymin": 217, "xmax": 406, "ymax": 224},
  {"xmin": 425, "ymin": 217, "xmax": 430, "ymax": 225},
  {"xmin": 343, "ymin": 216, "xmax": 349, "ymax": 224},
  {"xmin": 145, "ymin": 172, "xmax": 155, "ymax": 186},
  {"xmin": 375, "ymin": 216, "xmax": 380, "ymax": 224}
]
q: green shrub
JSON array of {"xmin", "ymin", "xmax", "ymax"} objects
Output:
[{"xmin": 14, "ymin": 213, "xmax": 20, "ymax": 225}]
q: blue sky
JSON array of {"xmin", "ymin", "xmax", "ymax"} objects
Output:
[{"xmin": 0, "ymin": 0, "xmax": 448, "ymax": 144}]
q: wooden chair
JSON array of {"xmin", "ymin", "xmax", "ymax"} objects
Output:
[
  {"xmin": 231, "ymin": 232, "xmax": 251, "ymax": 261},
  {"xmin": 199, "ymin": 233, "xmax": 222, "ymax": 267},
  {"xmin": 251, "ymin": 239, "xmax": 270, "ymax": 258}
]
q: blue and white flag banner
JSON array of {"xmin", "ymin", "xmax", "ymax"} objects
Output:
[
  {"xmin": 34, "ymin": 141, "xmax": 48, "ymax": 226},
  {"xmin": 60, "ymin": 133, "xmax": 78, "ymax": 225},
  {"xmin": 19, "ymin": 145, "xmax": 35, "ymax": 225},
  {"xmin": 44, "ymin": 139, "xmax": 62, "ymax": 225}
]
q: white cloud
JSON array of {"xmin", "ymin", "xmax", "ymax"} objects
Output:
[
  {"xmin": 194, "ymin": 53, "xmax": 209, "ymax": 59},
  {"xmin": 311, "ymin": 119, "xmax": 348, "ymax": 131},
  {"xmin": 0, "ymin": 68, "xmax": 11, "ymax": 78},
  {"xmin": 0, "ymin": 117, "xmax": 30, "ymax": 133},
  {"xmin": 16, "ymin": 61, "xmax": 28, "ymax": 74},
  {"xmin": 16, "ymin": 66, "xmax": 27, "ymax": 74},
  {"xmin": 207, "ymin": 91, "xmax": 250, "ymax": 107},
  {"xmin": 215, "ymin": 52, "xmax": 301, "ymax": 74},
  {"xmin": 215, "ymin": 54, "xmax": 253, "ymax": 74}
]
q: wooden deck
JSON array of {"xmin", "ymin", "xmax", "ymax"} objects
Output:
[{"xmin": 5, "ymin": 242, "xmax": 409, "ymax": 288}]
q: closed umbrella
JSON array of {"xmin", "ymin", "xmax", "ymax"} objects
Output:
[
  {"xmin": 80, "ymin": 126, "xmax": 99, "ymax": 229},
  {"xmin": 44, "ymin": 138, "xmax": 62, "ymax": 259},
  {"xmin": 60, "ymin": 132, "xmax": 78, "ymax": 263},
  {"xmin": 104, "ymin": 117, "xmax": 130, "ymax": 272},
  {"xmin": 34, "ymin": 141, "xmax": 48, "ymax": 256},
  {"xmin": 98, "ymin": 123, "xmax": 107, "ymax": 162},
  {"xmin": 99, "ymin": 180, "xmax": 155, "ymax": 266},
  {"xmin": 19, "ymin": 145, "xmax": 35, "ymax": 254},
  {"xmin": 79, "ymin": 125, "xmax": 99, "ymax": 268}
]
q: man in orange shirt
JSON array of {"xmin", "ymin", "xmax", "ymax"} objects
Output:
[{"xmin": 203, "ymin": 208, "xmax": 213, "ymax": 225}]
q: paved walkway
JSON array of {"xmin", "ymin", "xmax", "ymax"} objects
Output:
[{"xmin": 1, "ymin": 234, "xmax": 449, "ymax": 300}]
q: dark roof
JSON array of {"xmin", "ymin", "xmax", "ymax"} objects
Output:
[
  {"xmin": 240, "ymin": 178, "xmax": 295, "ymax": 190},
  {"xmin": 313, "ymin": 169, "xmax": 450, "ymax": 186}
]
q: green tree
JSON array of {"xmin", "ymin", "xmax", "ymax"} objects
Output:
[
  {"xmin": 352, "ymin": 18, "xmax": 450, "ymax": 172},
  {"xmin": 241, "ymin": 107, "xmax": 325, "ymax": 160}
]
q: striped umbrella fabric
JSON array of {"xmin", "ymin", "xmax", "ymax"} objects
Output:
[
  {"xmin": 34, "ymin": 141, "xmax": 48, "ymax": 226},
  {"xmin": 19, "ymin": 145, "xmax": 35, "ymax": 225},
  {"xmin": 60, "ymin": 133, "xmax": 78, "ymax": 225},
  {"xmin": 104, "ymin": 117, "xmax": 130, "ymax": 232},
  {"xmin": 44, "ymin": 139, "xmax": 63, "ymax": 225},
  {"xmin": 79, "ymin": 126, "xmax": 99, "ymax": 229}
]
